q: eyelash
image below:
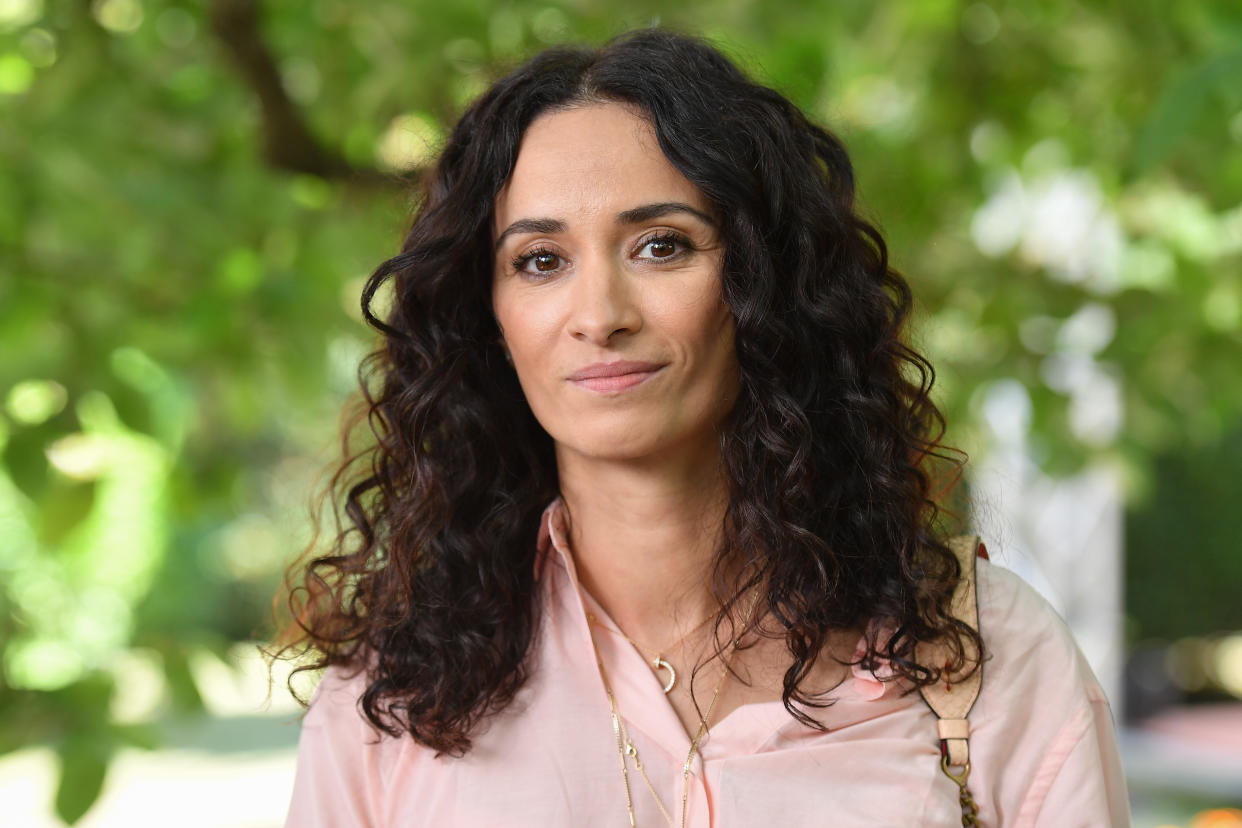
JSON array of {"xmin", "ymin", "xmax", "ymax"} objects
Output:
[{"xmin": 509, "ymin": 231, "xmax": 693, "ymax": 277}]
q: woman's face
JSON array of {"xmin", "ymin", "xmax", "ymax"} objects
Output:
[{"xmin": 491, "ymin": 102, "xmax": 739, "ymax": 465}]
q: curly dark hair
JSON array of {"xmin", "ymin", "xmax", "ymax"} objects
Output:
[{"xmin": 272, "ymin": 27, "xmax": 983, "ymax": 757}]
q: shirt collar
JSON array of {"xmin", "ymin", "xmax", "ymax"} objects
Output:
[{"xmin": 534, "ymin": 494, "xmax": 576, "ymax": 584}]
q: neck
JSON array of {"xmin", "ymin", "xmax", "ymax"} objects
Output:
[{"xmin": 554, "ymin": 441, "xmax": 741, "ymax": 652}]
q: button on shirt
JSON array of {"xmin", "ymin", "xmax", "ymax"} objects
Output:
[{"xmin": 285, "ymin": 496, "xmax": 1131, "ymax": 827}]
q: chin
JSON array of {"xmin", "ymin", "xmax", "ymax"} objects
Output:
[
  {"xmin": 550, "ymin": 420, "xmax": 665, "ymax": 461},
  {"xmin": 565, "ymin": 435, "xmax": 660, "ymax": 462},
  {"xmin": 559, "ymin": 420, "xmax": 719, "ymax": 467}
]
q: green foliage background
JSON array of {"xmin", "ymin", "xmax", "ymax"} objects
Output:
[{"xmin": 1, "ymin": 0, "xmax": 1239, "ymax": 822}]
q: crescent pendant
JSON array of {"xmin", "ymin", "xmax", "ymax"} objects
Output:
[{"xmin": 652, "ymin": 656, "xmax": 676, "ymax": 694}]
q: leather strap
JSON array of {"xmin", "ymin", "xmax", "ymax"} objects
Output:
[{"xmin": 916, "ymin": 535, "xmax": 985, "ymax": 768}]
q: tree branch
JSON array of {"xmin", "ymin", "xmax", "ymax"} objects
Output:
[{"xmin": 207, "ymin": 0, "xmax": 396, "ymax": 186}]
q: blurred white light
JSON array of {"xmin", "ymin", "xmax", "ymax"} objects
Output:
[
  {"xmin": 971, "ymin": 166, "xmax": 1125, "ymax": 294},
  {"xmin": 3, "ymin": 637, "xmax": 83, "ymax": 691},
  {"xmin": 1018, "ymin": 315, "xmax": 1058, "ymax": 354},
  {"xmin": 1217, "ymin": 635, "xmax": 1242, "ymax": 699},
  {"xmin": 1021, "ymin": 172, "xmax": 1117, "ymax": 287},
  {"xmin": 5, "ymin": 378, "xmax": 67, "ymax": 425},
  {"xmin": 187, "ymin": 644, "xmax": 304, "ymax": 717},
  {"xmin": 1040, "ymin": 352, "xmax": 1094, "ymax": 394},
  {"xmin": 0, "ymin": 0, "xmax": 41, "ymax": 29},
  {"xmin": 1022, "ymin": 138, "xmax": 1070, "ymax": 175},
  {"xmin": 327, "ymin": 334, "xmax": 368, "ymax": 396},
  {"xmin": 210, "ymin": 512, "xmax": 285, "ymax": 581},
  {"xmin": 68, "ymin": 586, "xmax": 134, "ymax": 654},
  {"xmin": 109, "ymin": 648, "xmax": 168, "ymax": 723},
  {"xmin": 969, "ymin": 121, "xmax": 1008, "ymax": 164},
  {"xmin": 46, "ymin": 432, "xmax": 110, "ymax": 479},
  {"xmin": 981, "ymin": 379, "xmax": 1031, "ymax": 444},
  {"xmin": 1119, "ymin": 240, "xmax": 1176, "ymax": 291},
  {"xmin": 1057, "ymin": 302, "xmax": 1116, "ymax": 355},
  {"xmin": 376, "ymin": 112, "xmax": 441, "ymax": 173},
  {"xmin": 92, "ymin": 0, "xmax": 143, "ymax": 34},
  {"xmin": 1123, "ymin": 182, "xmax": 1225, "ymax": 262},
  {"xmin": 841, "ymin": 75, "xmax": 918, "ymax": 133},
  {"xmin": 970, "ymin": 172, "xmax": 1025, "ymax": 256},
  {"xmin": 0, "ymin": 744, "xmax": 298, "ymax": 828},
  {"xmin": 1068, "ymin": 365, "xmax": 1122, "ymax": 446}
]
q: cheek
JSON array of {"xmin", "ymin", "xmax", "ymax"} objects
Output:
[
  {"xmin": 688, "ymin": 295, "xmax": 739, "ymax": 399},
  {"xmin": 493, "ymin": 285, "xmax": 531, "ymax": 349},
  {"xmin": 707, "ymin": 315, "xmax": 740, "ymax": 395},
  {"xmin": 493, "ymin": 294, "xmax": 559, "ymax": 395},
  {"xmin": 501, "ymin": 308, "xmax": 556, "ymax": 363},
  {"xmin": 661, "ymin": 284, "xmax": 734, "ymax": 362}
]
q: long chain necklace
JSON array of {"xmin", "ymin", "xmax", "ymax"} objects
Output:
[
  {"xmin": 586, "ymin": 610, "xmax": 718, "ymax": 694},
  {"xmin": 584, "ymin": 589, "xmax": 762, "ymax": 828}
]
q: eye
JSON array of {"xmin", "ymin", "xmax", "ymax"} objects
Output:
[
  {"xmin": 531, "ymin": 251, "xmax": 560, "ymax": 271},
  {"xmin": 637, "ymin": 232, "xmax": 691, "ymax": 261},
  {"xmin": 511, "ymin": 246, "xmax": 563, "ymax": 276}
]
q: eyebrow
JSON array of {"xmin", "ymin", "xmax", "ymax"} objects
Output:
[
  {"xmin": 494, "ymin": 202, "xmax": 716, "ymax": 251},
  {"xmin": 617, "ymin": 201, "xmax": 716, "ymax": 227}
]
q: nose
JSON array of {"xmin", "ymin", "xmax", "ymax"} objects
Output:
[{"xmin": 566, "ymin": 253, "xmax": 642, "ymax": 346}]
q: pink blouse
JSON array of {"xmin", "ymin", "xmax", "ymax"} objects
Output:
[{"xmin": 285, "ymin": 497, "xmax": 1131, "ymax": 826}]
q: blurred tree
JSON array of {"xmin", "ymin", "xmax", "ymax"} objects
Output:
[
  {"xmin": 1, "ymin": 0, "xmax": 1239, "ymax": 821},
  {"xmin": 1126, "ymin": 424, "xmax": 1242, "ymax": 641}
]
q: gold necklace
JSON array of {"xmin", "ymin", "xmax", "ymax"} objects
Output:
[
  {"xmin": 584, "ymin": 590, "xmax": 762, "ymax": 828},
  {"xmin": 586, "ymin": 610, "xmax": 717, "ymax": 694}
]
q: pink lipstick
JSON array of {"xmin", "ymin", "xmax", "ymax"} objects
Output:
[{"xmin": 567, "ymin": 361, "xmax": 665, "ymax": 393}]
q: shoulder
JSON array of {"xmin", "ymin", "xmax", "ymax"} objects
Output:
[
  {"xmin": 970, "ymin": 556, "xmax": 1106, "ymax": 721},
  {"xmin": 286, "ymin": 662, "xmax": 418, "ymax": 826},
  {"xmin": 302, "ymin": 661, "xmax": 408, "ymax": 763},
  {"xmin": 298, "ymin": 662, "xmax": 395, "ymax": 760},
  {"xmin": 967, "ymin": 558, "xmax": 1130, "ymax": 826},
  {"xmin": 972, "ymin": 557, "xmax": 1100, "ymax": 694},
  {"xmin": 303, "ymin": 662, "xmax": 370, "ymax": 727}
]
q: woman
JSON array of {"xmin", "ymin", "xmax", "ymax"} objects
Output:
[{"xmin": 277, "ymin": 28, "xmax": 1129, "ymax": 827}]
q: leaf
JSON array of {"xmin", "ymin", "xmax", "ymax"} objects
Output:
[
  {"xmin": 113, "ymin": 721, "xmax": 161, "ymax": 751},
  {"xmin": 53, "ymin": 735, "xmax": 113, "ymax": 825},
  {"xmin": 1132, "ymin": 47, "xmax": 1242, "ymax": 175},
  {"xmin": 162, "ymin": 647, "xmax": 206, "ymax": 714}
]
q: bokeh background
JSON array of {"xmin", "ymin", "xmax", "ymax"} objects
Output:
[{"xmin": 2, "ymin": 0, "xmax": 1240, "ymax": 825}]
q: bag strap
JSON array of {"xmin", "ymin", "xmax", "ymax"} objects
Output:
[{"xmin": 916, "ymin": 534, "xmax": 987, "ymax": 827}]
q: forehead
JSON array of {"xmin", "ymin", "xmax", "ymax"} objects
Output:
[{"xmin": 492, "ymin": 102, "xmax": 712, "ymax": 231}]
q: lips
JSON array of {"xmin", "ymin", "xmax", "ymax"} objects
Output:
[
  {"xmin": 566, "ymin": 360, "xmax": 665, "ymax": 381},
  {"xmin": 567, "ymin": 360, "xmax": 665, "ymax": 393}
]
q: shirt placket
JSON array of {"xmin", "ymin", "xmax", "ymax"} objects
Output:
[
  {"xmin": 540, "ymin": 497, "xmax": 745, "ymax": 828},
  {"xmin": 682, "ymin": 751, "xmax": 715, "ymax": 828}
]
